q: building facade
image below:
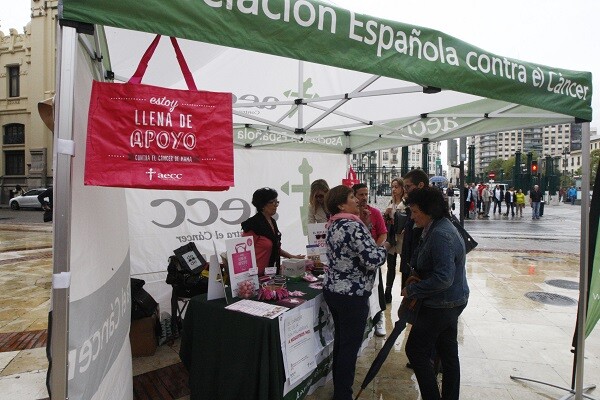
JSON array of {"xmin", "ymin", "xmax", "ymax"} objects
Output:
[
  {"xmin": 467, "ymin": 123, "xmax": 594, "ymax": 179},
  {"xmin": 0, "ymin": 0, "xmax": 57, "ymax": 203}
]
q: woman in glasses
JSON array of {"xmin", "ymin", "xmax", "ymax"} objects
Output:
[
  {"xmin": 241, "ymin": 187, "xmax": 304, "ymax": 276},
  {"xmin": 323, "ymin": 185, "xmax": 390, "ymax": 400},
  {"xmin": 308, "ymin": 179, "xmax": 330, "ymax": 223}
]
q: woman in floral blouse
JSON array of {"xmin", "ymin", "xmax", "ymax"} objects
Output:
[{"xmin": 323, "ymin": 185, "xmax": 390, "ymax": 400}]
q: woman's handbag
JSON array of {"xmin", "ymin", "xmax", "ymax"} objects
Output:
[
  {"xmin": 449, "ymin": 214, "xmax": 478, "ymax": 254},
  {"xmin": 393, "ymin": 211, "xmax": 408, "ymax": 234},
  {"xmin": 85, "ymin": 35, "xmax": 233, "ymax": 191}
]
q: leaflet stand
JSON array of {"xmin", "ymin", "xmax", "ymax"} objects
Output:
[{"xmin": 207, "ymin": 243, "xmax": 229, "ymax": 303}]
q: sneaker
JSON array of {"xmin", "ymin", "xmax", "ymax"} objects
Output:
[{"xmin": 375, "ymin": 315, "xmax": 386, "ymax": 337}]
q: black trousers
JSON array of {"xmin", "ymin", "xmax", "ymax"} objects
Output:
[
  {"xmin": 386, "ymin": 252, "xmax": 398, "ymax": 290},
  {"xmin": 493, "ymin": 199, "xmax": 502, "ymax": 214},
  {"xmin": 323, "ymin": 290, "xmax": 369, "ymax": 400},
  {"xmin": 406, "ymin": 304, "xmax": 466, "ymax": 400}
]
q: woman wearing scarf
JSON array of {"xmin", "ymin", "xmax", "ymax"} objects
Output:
[
  {"xmin": 323, "ymin": 185, "xmax": 390, "ymax": 400},
  {"xmin": 241, "ymin": 187, "xmax": 303, "ymax": 276}
]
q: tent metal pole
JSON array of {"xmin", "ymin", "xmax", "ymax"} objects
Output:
[
  {"xmin": 50, "ymin": 25, "xmax": 77, "ymax": 400},
  {"xmin": 298, "ymin": 61, "xmax": 304, "ymax": 131},
  {"xmin": 575, "ymin": 121, "xmax": 591, "ymax": 400},
  {"xmin": 510, "ymin": 122, "xmax": 597, "ymax": 400}
]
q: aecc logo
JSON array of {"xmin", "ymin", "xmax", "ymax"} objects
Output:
[{"xmin": 145, "ymin": 168, "xmax": 183, "ymax": 181}]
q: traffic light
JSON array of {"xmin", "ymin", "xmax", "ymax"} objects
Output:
[{"xmin": 531, "ymin": 160, "xmax": 538, "ymax": 173}]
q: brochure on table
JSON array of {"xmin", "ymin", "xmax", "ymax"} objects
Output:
[{"xmin": 225, "ymin": 236, "xmax": 259, "ymax": 298}]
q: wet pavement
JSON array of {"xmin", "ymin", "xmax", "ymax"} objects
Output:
[{"xmin": 0, "ymin": 202, "xmax": 599, "ymax": 400}]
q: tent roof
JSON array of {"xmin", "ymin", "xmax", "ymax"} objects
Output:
[
  {"xmin": 60, "ymin": 0, "xmax": 592, "ymax": 122},
  {"xmin": 60, "ymin": 0, "xmax": 592, "ymax": 155}
]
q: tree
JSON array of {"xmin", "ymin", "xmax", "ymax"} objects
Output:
[
  {"xmin": 574, "ymin": 149, "xmax": 600, "ymax": 189},
  {"xmin": 502, "ymin": 157, "xmax": 516, "ymax": 181},
  {"xmin": 485, "ymin": 159, "xmax": 504, "ymax": 176}
]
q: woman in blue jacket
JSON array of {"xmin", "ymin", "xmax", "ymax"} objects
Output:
[{"xmin": 401, "ymin": 186, "xmax": 469, "ymax": 400}]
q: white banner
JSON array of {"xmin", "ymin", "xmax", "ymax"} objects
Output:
[{"xmin": 125, "ymin": 150, "xmax": 346, "ymax": 313}]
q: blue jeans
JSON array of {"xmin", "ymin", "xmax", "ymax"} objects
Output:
[
  {"xmin": 406, "ymin": 304, "xmax": 466, "ymax": 400},
  {"xmin": 532, "ymin": 202, "xmax": 541, "ymax": 218},
  {"xmin": 324, "ymin": 290, "xmax": 369, "ymax": 400}
]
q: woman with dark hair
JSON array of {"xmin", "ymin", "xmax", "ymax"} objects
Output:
[
  {"xmin": 323, "ymin": 185, "xmax": 390, "ymax": 400},
  {"xmin": 241, "ymin": 187, "xmax": 303, "ymax": 276},
  {"xmin": 308, "ymin": 179, "xmax": 330, "ymax": 223},
  {"xmin": 401, "ymin": 186, "xmax": 469, "ymax": 400}
]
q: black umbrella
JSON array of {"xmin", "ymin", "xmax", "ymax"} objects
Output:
[{"xmin": 354, "ymin": 291, "xmax": 420, "ymax": 399}]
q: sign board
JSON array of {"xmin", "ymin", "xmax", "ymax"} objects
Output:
[
  {"xmin": 225, "ymin": 237, "xmax": 259, "ymax": 298},
  {"xmin": 488, "ymin": 171, "xmax": 496, "ymax": 179}
]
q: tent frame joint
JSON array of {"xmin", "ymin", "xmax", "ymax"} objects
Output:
[
  {"xmin": 423, "ymin": 86, "xmax": 441, "ymax": 94},
  {"xmin": 59, "ymin": 19, "xmax": 94, "ymax": 35}
]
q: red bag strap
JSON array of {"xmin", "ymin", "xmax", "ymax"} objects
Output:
[{"xmin": 128, "ymin": 35, "xmax": 198, "ymax": 91}]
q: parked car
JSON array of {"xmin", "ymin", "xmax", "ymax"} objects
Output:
[{"xmin": 9, "ymin": 188, "xmax": 49, "ymax": 210}]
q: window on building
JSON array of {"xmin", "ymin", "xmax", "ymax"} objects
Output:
[
  {"xmin": 7, "ymin": 66, "xmax": 20, "ymax": 98},
  {"xmin": 3, "ymin": 124, "xmax": 25, "ymax": 145},
  {"xmin": 383, "ymin": 152, "xmax": 389, "ymax": 161},
  {"xmin": 4, "ymin": 150, "xmax": 25, "ymax": 175}
]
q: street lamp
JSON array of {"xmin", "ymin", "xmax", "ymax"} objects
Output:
[{"xmin": 562, "ymin": 148, "xmax": 570, "ymax": 182}]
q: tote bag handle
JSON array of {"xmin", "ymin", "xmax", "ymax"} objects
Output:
[{"xmin": 128, "ymin": 35, "xmax": 198, "ymax": 91}]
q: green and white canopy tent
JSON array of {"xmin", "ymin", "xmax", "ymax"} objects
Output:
[{"xmin": 51, "ymin": 1, "xmax": 594, "ymax": 399}]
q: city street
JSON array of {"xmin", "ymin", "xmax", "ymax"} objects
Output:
[{"xmin": 1, "ymin": 201, "xmax": 598, "ymax": 400}]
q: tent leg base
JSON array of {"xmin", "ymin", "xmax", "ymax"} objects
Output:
[{"xmin": 510, "ymin": 375, "xmax": 597, "ymax": 400}]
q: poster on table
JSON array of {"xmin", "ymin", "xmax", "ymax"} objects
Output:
[
  {"xmin": 280, "ymin": 294, "xmax": 335, "ymax": 398},
  {"xmin": 280, "ymin": 307, "xmax": 317, "ymax": 385},
  {"xmin": 225, "ymin": 236, "xmax": 259, "ymax": 298}
]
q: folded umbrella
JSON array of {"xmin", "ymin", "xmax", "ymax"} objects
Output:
[{"xmin": 354, "ymin": 278, "xmax": 421, "ymax": 400}]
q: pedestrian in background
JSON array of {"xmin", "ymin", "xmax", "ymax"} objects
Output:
[
  {"xmin": 530, "ymin": 185, "xmax": 543, "ymax": 219},
  {"xmin": 481, "ymin": 184, "xmax": 491, "ymax": 218},
  {"xmin": 13, "ymin": 185, "xmax": 24, "ymax": 198},
  {"xmin": 504, "ymin": 187, "xmax": 516, "ymax": 217},
  {"xmin": 568, "ymin": 186, "xmax": 577, "ymax": 205},
  {"xmin": 37, "ymin": 187, "xmax": 53, "ymax": 223},
  {"xmin": 463, "ymin": 183, "xmax": 472, "ymax": 219},
  {"xmin": 493, "ymin": 185, "xmax": 504, "ymax": 215},
  {"xmin": 515, "ymin": 189, "xmax": 525, "ymax": 217}
]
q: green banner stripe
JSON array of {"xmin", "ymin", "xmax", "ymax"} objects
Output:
[{"xmin": 61, "ymin": 0, "xmax": 592, "ymax": 121}]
